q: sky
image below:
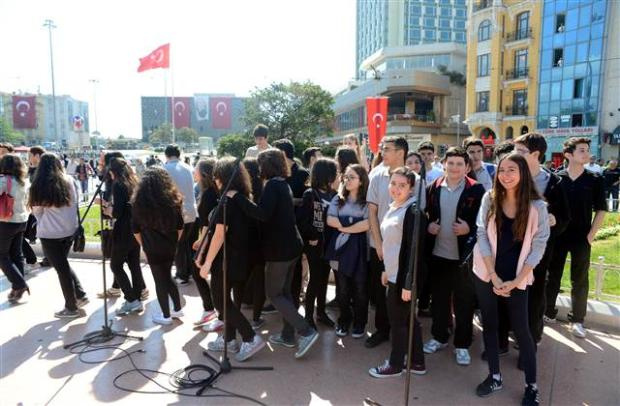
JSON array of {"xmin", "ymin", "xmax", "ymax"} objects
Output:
[{"xmin": 0, "ymin": 0, "xmax": 356, "ymax": 139}]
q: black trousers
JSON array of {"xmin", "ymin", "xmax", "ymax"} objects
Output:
[
  {"xmin": 110, "ymin": 242, "xmax": 145, "ymax": 302},
  {"xmin": 368, "ymin": 247, "xmax": 389, "ymax": 335},
  {"xmin": 22, "ymin": 239, "xmax": 37, "ymax": 265},
  {"xmin": 191, "ymin": 260, "xmax": 215, "ymax": 312},
  {"xmin": 304, "ymin": 244, "xmax": 330, "ymax": 320},
  {"xmin": 41, "ymin": 236, "xmax": 86, "ymax": 311},
  {"xmin": 387, "ymin": 283, "xmax": 424, "ymax": 369},
  {"xmin": 475, "ymin": 277, "xmax": 537, "ymax": 385},
  {"xmin": 337, "ymin": 269, "xmax": 369, "ymax": 330},
  {"xmin": 149, "ymin": 260, "xmax": 181, "ymax": 318},
  {"xmin": 174, "ymin": 222, "xmax": 195, "ymax": 281},
  {"xmin": 546, "ymin": 235, "xmax": 590, "ymax": 323},
  {"xmin": 0, "ymin": 222, "xmax": 28, "ymax": 290},
  {"xmin": 430, "ymin": 255, "xmax": 475, "ymax": 348},
  {"xmin": 211, "ymin": 270, "xmax": 255, "ymax": 343}
]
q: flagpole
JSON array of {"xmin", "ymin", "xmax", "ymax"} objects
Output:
[
  {"xmin": 164, "ymin": 70, "xmax": 168, "ymax": 139},
  {"xmin": 169, "ymin": 44, "xmax": 175, "ymax": 144}
]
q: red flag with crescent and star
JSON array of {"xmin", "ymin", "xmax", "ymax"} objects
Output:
[
  {"xmin": 366, "ymin": 97, "xmax": 388, "ymax": 153},
  {"xmin": 137, "ymin": 44, "xmax": 170, "ymax": 73},
  {"xmin": 12, "ymin": 95, "xmax": 37, "ymax": 129},
  {"xmin": 170, "ymin": 97, "xmax": 192, "ymax": 129},
  {"xmin": 210, "ymin": 97, "xmax": 232, "ymax": 129}
]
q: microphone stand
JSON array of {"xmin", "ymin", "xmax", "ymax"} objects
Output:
[
  {"xmin": 198, "ymin": 160, "xmax": 272, "ymax": 374},
  {"xmin": 65, "ymin": 179, "xmax": 143, "ymax": 349},
  {"xmin": 403, "ymin": 164, "xmax": 427, "ymax": 406}
]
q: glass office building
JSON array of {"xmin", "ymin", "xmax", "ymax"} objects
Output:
[{"xmin": 537, "ymin": 0, "xmax": 608, "ymax": 155}]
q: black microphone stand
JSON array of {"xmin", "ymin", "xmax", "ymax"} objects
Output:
[
  {"xmin": 403, "ymin": 164, "xmax": 427, "ymax": 406},
  {"xmin": 198, "ymin": 160, "xmax": 272, "ymax": 374},
  {"xmin": 65, "ymin": 179, "xmax": 143, "ymax": 349}
]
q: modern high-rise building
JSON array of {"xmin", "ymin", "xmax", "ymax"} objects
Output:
[
  {"xmin": 330, "ymin": 0, "xmax": 469, "ymax": 150},
  {"xmin": 535, "ymin": 0, "xmax": 619, "ymax": 162},
  {"xmin": 356, "ymin": 0, "xmax": 467, "ymax": 79},
  {"xmin": 465, "ymin": 0, "xmax": 542, "ymax": 150}
]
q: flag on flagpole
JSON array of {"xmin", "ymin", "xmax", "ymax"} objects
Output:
[
  {"xmin": 137, "ymin": 44, "xmax": 170, "ymax": 72},
  {"xmin": 365, "ymin": 97, "xmax": 389, "ymax": 153}
]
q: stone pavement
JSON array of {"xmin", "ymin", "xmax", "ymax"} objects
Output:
[{"xmin": 1, "ymin": 259, "xmax": 619, "ymax": 405}]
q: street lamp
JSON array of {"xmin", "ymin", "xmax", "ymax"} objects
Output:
[
  {"xmin": 89, "ymin": 79, "xmax": 99, "ymax": 149},
  {"xmin": 43, "ymin": 19, "xmax": 59, "ymax": 148}
]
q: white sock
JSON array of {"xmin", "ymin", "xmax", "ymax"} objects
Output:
[{"xmin": 492, "ymin": 373, "xmax": 501, "ymax": 381}]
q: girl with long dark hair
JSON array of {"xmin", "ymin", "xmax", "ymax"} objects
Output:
[
  {"xmin": 326, "ymin": 164, "xmax": 370, "ymax": 338},
  {"xmin": 191, "ymin": 158, "xmax": 220, "ymax": 330},
  {"xmin": 0, "ymin": 154, "xmax": 31, "ymax": 303},
  {"xmin": 132, "ymin": 167, "xmax": 184, "ymax": 325},
  {"xmin": 230, "ymin": 149, "xmax": 319, "ymax": 359},
  {"xmin": 29, "ymin": 154, "xmax": 87, "ymax": 318},
  {"xmin": 297, "ymin": 157, "xmax": 338, "ymax": 329},
  {"xmin": 473, "ymin": 153, "xmax": 550, "ymax": 405},
  {"xmin": 200, "ymin": 157, "xmax": 266, "ymax": 361},
  {"xmin": 105, "ymin": 158, "xmax": 146, "ymax": 316}
]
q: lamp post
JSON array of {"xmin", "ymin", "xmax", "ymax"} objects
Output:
[
  {"xmin": 89, "ymin": 79, "xmax": 99, "ymax": 149},
  {"xmin": 43, "ymin": 19, "xmax": 59, "ymax": 149}
]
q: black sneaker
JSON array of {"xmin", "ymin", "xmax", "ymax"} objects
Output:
[
  {"xmin": 522, "ymin": 385, "xmax": 540, "ymax": 406},
  {"xmin": 365, "ymin": 331, "xmax": 389, "ymax": 348},
  {"xmin": 54, "ymin": 308, "xmax": 82, "ymax": 319},
  {"xmin": 481, "ymin": 347, "xmax": 509, "ymax": 361},
  {"xmin": 262, "ymin": 304, "xmax": 278, "ymax": 315},
  {"xmin": 335, "ymin": 324, "xmax": 349, "ymax": 337},
  {"xmin": 476, "ymin": 375, "xmax": 503, "ymax": 397},
  {"xmin": 351, "ymin": 327, "xmax": 366, "ymax": 339}
]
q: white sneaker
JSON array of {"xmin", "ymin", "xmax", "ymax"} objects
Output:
[
  {"xmin": 194, "ymin": 310, "xmax": 218, "ymax": 326},
  {"xmin": 202, "ymin": 319, "xmax": 224, "ymax": 332},
  {"xmin": 571, "ymin": 323, "xmax": 586, "ymax": 338},
  {"xmin": 207, "ymin": 335, "xmax": 239, "ymax": 352},
  {"xmin": 423, "ymin": 338, "xmax": 448, "ymax": 354},
  {"xmin": 170, "ymin": 309, "xmax": 184, "ymax": 319},
  {"xmin": 455, "ymin": 348, "xmax": 471, "ymax": 366},
  {"xmin": 235, "ymin": 335, "xmax": 266, "ymax": 362},
  {"xmin": 152, "ymin": 313, "xmax": 173, "ymax": 325},
  {"xmin": 543, "ymin": 315, "xmax": 556, "ymax": 324}
]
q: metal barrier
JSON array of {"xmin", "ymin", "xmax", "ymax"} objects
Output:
[{"xmin": 591, "ymin": 257, "xmax": 620, "ymax": 301}]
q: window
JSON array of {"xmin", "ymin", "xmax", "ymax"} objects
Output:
[
  {"xmin": 556, "ymin": 13, "xmax": 566, "ymax": 32},
  {"xmin": 506, "ymin": 126, "xmax": 514, "ymax": 139},
  {"xmin": 515, "ymin": 49, "xmax": 528, "ymax": 74},
  {"xmin": 440, "ymin": 7, "xmax": 451, "ymax": 17},
  {"xmin": 454, "ymin": 31, "xmax": 465, "ymax": 42},
  {"xmin": 477, "ymin": 54, "xmax": 490, "ymax": 77},
  {"xmin": 424, "ymin": 30, "xmax": 436, "ymax": 40},
  {"xmin": 516, "ymin": 11, "xmax": 530, "ymax": 39},
  {"xmin": 477, "ymin": 92, "xmax": 489, "ymax": 112},
  {"xmin": 425, "ymin": 6, "xmax": 436, "ymax": 16},
  {"xmin": 553, "ymin": 48, "xmax": 564, "ymax": 67},
  {"xmin": 440, "ymin": 19, "xmax": 451, "ymax": 29},
  {"xmin": 574, "ymin": 78, "xmax": 584, "ymax": 98},
  {"xmin": 455, "ymin": 8, "xmax": 466, "ymax": 18},
  {"xmin": 454, "ymin": 20, "xmax": 466, "ymax": 29},
  {"xmin": 410, "ymin": 6, "xmax": 421, "ymax": 15},
  {"xmin": 424, "ymin": 18, "xmax": 436, "ymax": 28},
  {"xmin": 440, "ymin": 31, "xmax": 451, "ymax": 41},
  {"xmin": 478, "ymin": 19, "xmax": 491, "ymax": 41},
  {"xmin": 513, "ymin": 89, "xmax": 527, "ymax": 115},
  {"xmin": 572, "ymin": 113, "xmax": 583, "ymax": 127}
]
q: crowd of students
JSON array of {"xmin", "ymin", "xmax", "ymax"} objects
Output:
[{"xmin": 0, "ymin": 126, "xmax": 611, "ymax": 405}]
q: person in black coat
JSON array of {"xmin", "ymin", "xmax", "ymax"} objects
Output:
[{"xmin": 105, "ymin": 158, "xmax": 146, "ymax": 316}]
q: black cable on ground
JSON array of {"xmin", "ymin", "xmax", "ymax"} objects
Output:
[{"xmin": 67, "ymin": 340, "xmax": 267, "ymax": 405}]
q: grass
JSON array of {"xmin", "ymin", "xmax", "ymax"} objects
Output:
[{"xmin": 79, "ymin": 205, "xmax": 103, "ymax": 241}]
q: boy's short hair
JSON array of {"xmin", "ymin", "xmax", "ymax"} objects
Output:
[
  {"xmin": 253, "ymin": 124, "xmax": 269, "ymax": 138},
  {"xmin": 563, "ymin": 137, "xmax": 590, "ymax": 155},
  {"xmin": 463, "ymin": 136, "xmax": 484, "ymax": 150},
  {"xmin": 514, "ymin": 133, "xmax": 547, "ymax": 163},
  {"xmin": 417, "ymin": 141, "xmax": 435, "ymax": 153},
  {"xmin": 444, "ymin": 146, "xmax": 469, "ymax": 165}
]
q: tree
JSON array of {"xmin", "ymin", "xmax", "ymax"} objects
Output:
[
  {"xmin": 217, "ymin": 133, "xmax": 254, "ymax": 158},
  {"xmin": 0, "ymin": 118, "xmax": 25, "ymax": 144},
  {"xmin": 176, "ymin": 127, "xmax": 199, "ymax": 145},
  {"xmin": 149, "ymin": 123, "xmax": 173, "ymax": 145},
  {"xmin": 242, "ymin": 81, "xmax": 335, "ymax": 144},
  {"xmin": 437, "ymin": 65, "xmax": 466, "ymax": 86}
]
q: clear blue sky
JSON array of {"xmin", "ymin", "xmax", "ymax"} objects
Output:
[{"xmin": 0, "ymin": 0, "xmax": 356, "ymax": 138}]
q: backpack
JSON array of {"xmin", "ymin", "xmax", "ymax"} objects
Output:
[{"xmin": 0, "ymin": 176, "xmax": 15, "ymax": 220}]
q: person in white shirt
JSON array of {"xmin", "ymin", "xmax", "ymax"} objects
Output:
[
  {"xmin": 245, "ymin": 124, "xmax": 271, "ymax": 158},
  {"xmin": 585, "ymin": 155, "xmax": 602, "ymax": 174},
  {"xmin": 417, "ymin": 141, "xmax": 444, "ymax": 183},
  {"xmin": 433, "ymin": 156, "xmax": 444, "ymax": 171}
]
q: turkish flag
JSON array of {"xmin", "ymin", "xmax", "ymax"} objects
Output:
[
  {"xmin": 12, "ymin": 96, "xmax": 36, "ymax": 129},
  {"xmin": 171, "ymin": 97, "xmax": 192, "ymax": 129},
  {"xmin": 210, "ymin": 97, "xmax": 232, "ymax": 129},
  {"xmin": 137, "ymin": 44, "xmax": 170, "ymax": 73},
  {"xmin": 366, "ymin": 97, "xmax": 389, "ymax": 153}
]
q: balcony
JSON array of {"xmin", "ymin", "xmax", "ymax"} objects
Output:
[
  {"xmin": 505, "ymin": 105, "xmax": 528, "ymax": 116},
  {"xmin": 505, "ymin": 67, "xmax": 529, "ymax": 80},
  {"xmin": 473, "ymin": 0, "xmax": 491, "ymax": 12},
  {"xmin": 505, "ymin": 28, "xmax": 533, "ymax": 43},
  {"xmin": 389, "ymin": 113, "xmax": 435, "ymax": 123}
]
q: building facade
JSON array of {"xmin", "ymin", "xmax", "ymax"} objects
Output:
[
  {"xmin": 535, "ymin": 0, "xmax": 618, "ymax": 162},
  {"xmin": 465, "ymin": 0, "xmax": 542, "ymax": 148},
  {"xmin": 356, "ymin": 0, "xmax": 467, "ymax": 79},
  {"xmin": 141, "ymin": 94, "xmax": 246, "ymax": 142}
]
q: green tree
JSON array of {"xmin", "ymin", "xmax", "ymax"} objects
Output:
[
  {"xmin": 176, "ymin": 127, "xmax": 199, "ymax": 145},
  {"xmin": 437, "ymin": 65, "xmax": 466, "ymax": 86},
  {"xmin": 242, "ymin": 81, "xmax": 334, "ymax": 144},
  {"xmin": 0, "ymin": 118, "xmax": 25, "ymax": 144},
  {"xmin": 149, "ymin": 123, "xmax": 173, "ymax": 145},
  {"xmin": 217, "ymin": 133, "xmax": 254, "ymax": 158}
]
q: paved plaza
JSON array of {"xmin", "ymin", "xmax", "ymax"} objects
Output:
[{"xmin": 1, "ymin": 258, "xmax": 619, "ymax": 405}]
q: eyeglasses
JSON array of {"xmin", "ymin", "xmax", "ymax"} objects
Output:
[{"xmin": 343, "ymin": 175, "xmax": 359, "ymax": 181}]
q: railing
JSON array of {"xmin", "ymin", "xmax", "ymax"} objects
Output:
[
  {"xmin": 388, "ymin": 113, "xmax": 435, "ymax": 123},
  {"xmin": 589, "ymin": 257, "xmax": 620, "ymax": 302},
  {"xmin": 504, "ymin": 105, "xmax": 528, "ymax": 116},
  {"xmin": 505, "ymin": 67, "xmax": 529, "ymax": 80},
  {"xmin": 505, "ymin": 28, "xmax": 533, "ymax": 42},
  {"xmin": 473, "ymin": 0, "xmax": 491, "ymax": 12}
]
